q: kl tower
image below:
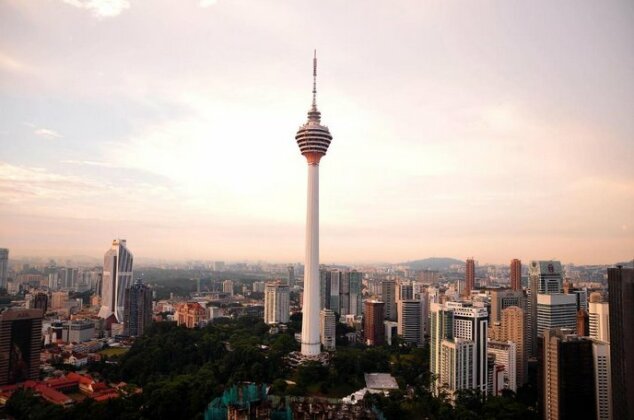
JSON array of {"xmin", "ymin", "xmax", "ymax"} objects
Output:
[{"xmin": 296, "ymin": 51, "xmax": 333, "ymax": 357}]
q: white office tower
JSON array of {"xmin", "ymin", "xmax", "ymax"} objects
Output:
[
  {"xmin": 320, "ymin": 308, "xmax": 336, "ymax": 350},
  {"xmin": 264, "ymin": 282, "xmax": 290, "ymax": 325},
  {"xmin": 397, "ymin": 299, "xmax": 423, "ymax": 346},
  {"xmin": 536, "ymin": 293, "xmax": 577, "ymax": 335},
  {"xmin": 592, "ymin": 340, "xmax": 612, "ymax": 420},
  {"xmin": 0, "ymin": 248, "xmax": 8, "ymax": 290},
  {"xmin": 527, "ymin": 260, "xmax": 563, "ymax": 356},
  {"xmin": 99, "ymin": 239, "xmax": 133, "ymax": 323},
  {"xmin": 589, "ymin": 301, "xmax": 610, "ymax": 342},
  {"xmin": 452, "ymin": 303, "xmax": 489, "ymax": 394},
  {"xmin": 439, "ymin": 339, "xmax": 475, "ymax": 395},
  {"xmin": 488, "ymin": 340, "xmax": 517, "ymax": 392},
  {"xmin": 430, "ymin": 302, "xmax": 488, "ymax": 396},
  {"xmin": 295, "ymin": 52, "xmax": 333, "ymax": 357}
]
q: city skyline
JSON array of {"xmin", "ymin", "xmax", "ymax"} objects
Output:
[{"xmin": 1, "ymin": 0, "xmax": 633, "ymax": 264}]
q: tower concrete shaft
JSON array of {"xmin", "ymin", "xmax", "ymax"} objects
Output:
[{"xmin": 296, "ymin": 51, "xmax": 332, "ymax": 357}]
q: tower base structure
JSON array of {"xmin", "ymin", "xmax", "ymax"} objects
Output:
[{"xmin": 286, "ymin": 351, "xmax": 331, "ymax": 368}]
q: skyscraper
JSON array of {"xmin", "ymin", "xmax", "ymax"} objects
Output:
[
  {"xmin": 98, "ymin": 239, "xmax": 133, "ymax": 324},
  {"xmin": 608, "ymin": 266, "xmax": 634, "ymax": 420},
  {"xmin": 320, "ymin": 308, "xmax": 336, "ymax": 351},
  {"xmin": 430, "ymin": 302, "xmax": 488, "ymax": 396},
  {"xmin": 536, "ymin": 293, "xmax": 577, "ymax": 336},
  {"xmin": 0, "ymin": 248, "xmax": 8, "ymax": 291},
  {"xmin": 287, "ymin": 265, "xmax": 295, "ymax": 288},
  {"xmin": 465, "ymin": 258, "xmax": 475, "ymax": 296},
  {"xmin": 487, "ymin": 340, "xmax": 517, "ymax": 392},
  {"xmin": 589, "ymin": 300, "xmax": 609, "ymax": 342},
  {"xmin": 397, "ymin": 299, "xmax": 422, "ymax": 346},
  {"xmin": 538, "ymin": 329, "xmax": 595, "ymax": 420},
  {"xmin": 510, "ymin": 259, "xmax": 522, "ymax": 291},
  {"xmin": 0, "ymin": 309, "xmax": 43, "ymax": 385},
  {"xmin": 264, "ymin": 282, "xmax": 290, "ymax": 325},
  {"xmin": 364, "ymin": 300, "xmax": 385, "ymax": 346},
  {"xmin": 592, "ymin": 340, "xmax": 612, "ymax": 420},
  {"xmin": 124, "ymin": 278, "xmax": 153, "ymax": 337},
  {"xmin": 500, "ymin": 306, "xmax": 528, "ymax": 387},
  {"xmin": 296, "ymin": 51, "xmax": 333, "ymax": 357},
  {"xmin": 527, "ymin": 260, "xmax": 563, "ymax": 357},
  {"xmin": 490, "ymin": 289, "xmax": 524, "ymax": 323},
  {"xmin": 381, "ymin": 279, "xmax": 397, "ymax": 321}
]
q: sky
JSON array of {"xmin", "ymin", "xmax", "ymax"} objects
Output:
[{"xmin": 0, "ymin": 0, "xmax": 632, "ymax": 265}]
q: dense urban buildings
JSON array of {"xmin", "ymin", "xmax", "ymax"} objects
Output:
[
  {"xmin": 510, "ymin": 259, "xmax": 521, "ymax": 291},
  {"xmin": 0, "ymin": 309, "xmax": 43, "ymax": 385},
  {"xmin": 608, "ymin": 266, "xmax": 634, "ymax": 420},
  {"xmin": 295, "ymin": 52, "xmax": 333, "ymax": 358},
  {"xmin": 592, "ymin": 340, "xmax": 612, "ymax": 420},
  {"xmin": 490, "ymin": 289, "xmax": 524, "ymax": 323},
  {"xmin": 589, "ymin": 298, "xmax": 610, "ymax": 342},
  {"xmin": 263, "ymin": 282, "xmax": 289, "ymax": 325},
  {"xmin": 536, "ymin": 293, "xmax": 577, "ymax": 335},
  {"xmin": 124, "ymin": 279, "xmax": 153, "ymax": 337},
  {"xmin": 98, "ymin": 239, "xmax": 134, "ymax": 324}
]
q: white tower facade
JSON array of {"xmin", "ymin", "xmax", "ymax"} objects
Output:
[
  {"xmin": 99, "ymin": 239, "xmax": 133, "ymax": 323},
  {"xmin": 295, "ymin": 52, "xmax": 333, "ymax": 357},
  {"xmin": 264, "ymin": 282, "xmax": 290, "ymax": 325}
]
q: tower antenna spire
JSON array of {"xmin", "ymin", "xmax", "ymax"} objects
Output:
[{"xmin": 312, "ymin": 49, "xmax": 317, "ymax": 110}]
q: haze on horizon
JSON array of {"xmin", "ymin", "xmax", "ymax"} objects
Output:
[{"xmin": 0, "ymin": 0, "xmax": 632, "ymax": 265}]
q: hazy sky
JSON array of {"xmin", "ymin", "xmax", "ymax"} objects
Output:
[{"xmin": 0, "ymin": 0, "xmax": 632, "ymax": 264}]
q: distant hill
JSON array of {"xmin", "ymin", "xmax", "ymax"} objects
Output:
[{"xmin": 401, "ymin": 257, "xmax": 464, "ymax": 271}]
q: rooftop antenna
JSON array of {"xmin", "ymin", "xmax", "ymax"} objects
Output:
[{"xmin": 312, "ymin": 49, "xmax": 317, "ymax": 110}]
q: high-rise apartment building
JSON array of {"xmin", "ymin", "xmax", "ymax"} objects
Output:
[
  {"xmin": 430, "ymin": 303, "xmax": 454, "ymax": 394},
  {"xmin": 538, "ymin": 329, "xmax": 595, "ymax": 420},
  {"xmin": 124, "ymin": 279, "xmax": 153, "ymax": 337},
  {"xmin": 510, "ymin": 259, "xmax": 522, "ymax": 291},
  {"xmin": 499, "ymin": 306, "xmax": 528, "ymax": 386},
  {"xmin": 264, "ymin": 282, "xmax": 290, "ymax": 325},
  {"xmin": 0, "ymin": 309, "xmax": 43, "ymax": 385},
  {"xmin": 608, "ymin": 266, "xmax": 634, "ymax": 420},
  {"xmin": 439, "ymin": 338, "xmax": 475, "ymax": 395},
  {"xmin": 381, "ymin": 280, "xmax": 397, "ymax": 321},
  {"xmin": 399, "ymin": 282, "xmax": 413, "ymax": 300},
  {"xmin": 296, "ymin": 52, "xmax": 333, "ymax": 357},
  {"xmin": 364, "ymin": 300, "xmax": 385, "ymax": 346},
  {"xmin": 397, "ymin": 299, "xmax": 422, "ymax": 346},
  {"xmin": 0, "ymin": 248, "xmax": 8, "ymax": 291},
  {"xmin": 592, "ymin": 340, "xmax": 612, "ymax": 420},
  {"xmin": 528, "ymin": 260, "xmax": 563, "ymax": 357},
  {"xmin": 589, "ymin": 301, "xmax": 609, "ymax": 342},
  {"xmin": 465, "ymin": 258, "xmax": 475, "ymax": 296},
  {"xmin": 320, "ymin": 308, "xmax": 336, "ymax": 350},
  {"xmin": 348, "ymin": 271, "xmax": 362, "ymax": 316},
  {"xmin": 99, "ymin": 239, "xmax": 133, "ymax": 324}
]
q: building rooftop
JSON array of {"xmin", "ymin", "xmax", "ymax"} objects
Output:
[{"xmin": 364, "ymin": 373, "xmax": 398, "ymax": 390}]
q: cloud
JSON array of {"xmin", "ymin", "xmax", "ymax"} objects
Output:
[
  {"xmin": 0, "ymin": 163, "xmax": 96, "ymax": 202},
  {"xmin": 199, "ymin": 0, "xmax": 217, "ymax": 7},
  {"xmin": 34, "ymin": 128, "xmax": 63, "ymax": 139},
  {"xmin": 62, "ymin": 0, "xmax": 130, "ymax": 18},
  {"xmin": 61, "ymin": 159, "xmax": 117, "ymax": 168}
]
